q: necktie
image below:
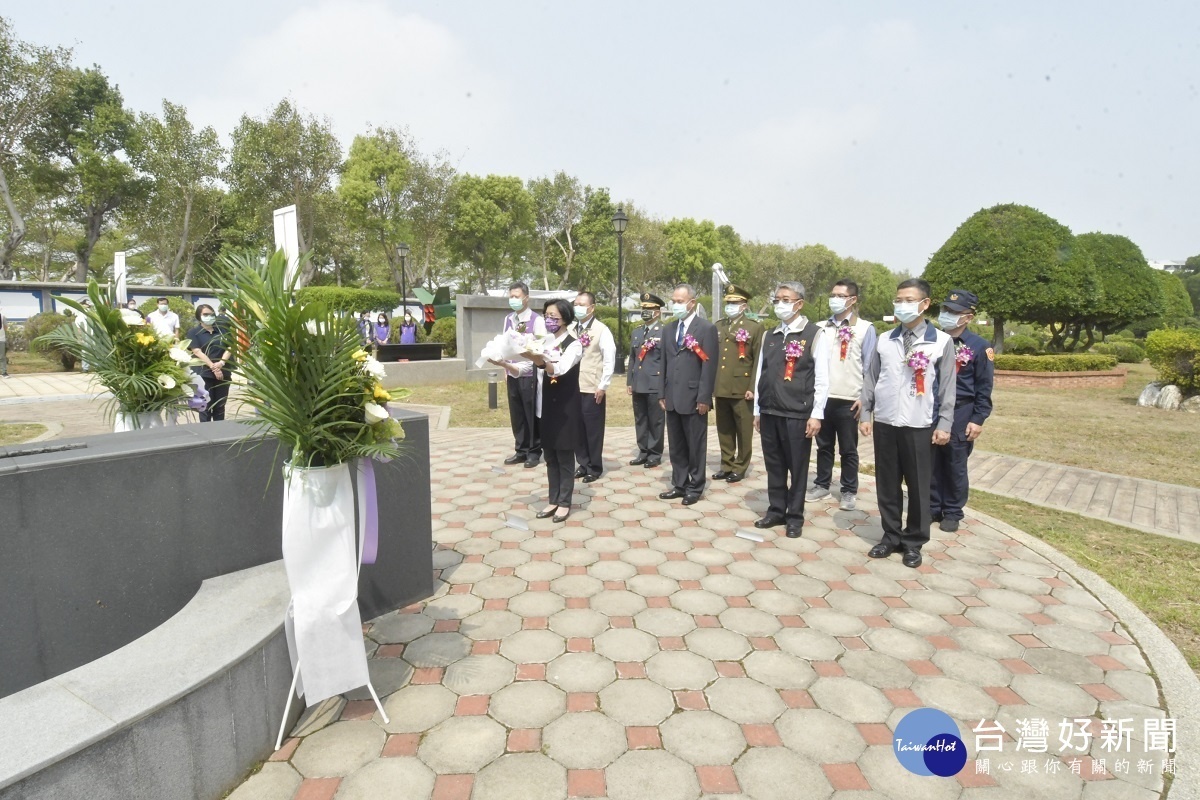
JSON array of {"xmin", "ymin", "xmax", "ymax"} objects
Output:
[
  {"xmin": 677, "ymin": 321, "xmax": 685, "ymax": 348},
  {"xmin": 903, "ymin": 328, "xmax": 916, "ymax": 354}
]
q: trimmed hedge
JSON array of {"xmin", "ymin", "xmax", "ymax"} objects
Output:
[
  {"xmin": 1091, "ymin": 341, "xmax": 1146, "ymax": 363},
  {"xmin": 295, "ymin": 286, "xmax": 402, "ymax": 315},
  {"xmin": 26, "ymin": 313, "xmax": 78, "ymax": 370},
  {"xmin": 1003, "ymin": 334, "xmax": 1041, "ymax": 355},
  {"xmin": 1145, "ymin": 329, "xmax": 1200, "ymax": 392},
  {"xmin": 428, "ymin": 316, "xmax": 456, "ymax": 357},
  {"xmin": 993, "ymin": 354, "xmax": 1118, "ymax": 372}
]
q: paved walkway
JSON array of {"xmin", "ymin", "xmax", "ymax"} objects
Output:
[{"xmin": 227, "ymin": 428, "xmax": 1183, "ymax": 800}]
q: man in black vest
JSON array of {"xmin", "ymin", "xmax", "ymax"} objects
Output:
[
  {"xmin": 752, "ymin": 281, "xmax": 831, "ymax": 538},
  {"xmin": 626, "ymin": 292, "xmax": 666, "ymax": 468},
  {"xmin": 657, "ymin": 283, "xmax": 718, "ymax": 505}
]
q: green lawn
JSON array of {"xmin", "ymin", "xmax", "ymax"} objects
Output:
[
  {"xmin": 4, "ymin": 350, "xmax": 72, "ymax": 374},
  {"xmin": 0, "ymin": 422, "xmax": 47, "ymax": 446}
]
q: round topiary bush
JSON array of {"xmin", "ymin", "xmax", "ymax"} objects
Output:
[
  {"xmin": 25, "ymin": 313, "xmax": 77, "ymax": 370},
  {"xmin": 428, "ymin": 316, "xmax": 457, "ymax": 357},
  {"xmin": 1004, "ymin": 334, "xmax": 1042, "ymax": 355},
  {"xmin": 1092, "ymin": 341, "xmax": 1146, "ymax": 363}
]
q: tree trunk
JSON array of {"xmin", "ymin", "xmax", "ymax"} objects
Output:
[
  {"xmin": 991, "ymin": 316, "xmax": 1005, "ymax": 353},
  {"xmin": 76, "ymin": 206, "xmax": 105, "ymax": 282},
  {"xmin": 170, "ymin": 193, "xmax": 194, "ymax": 286},
  {"xmin": 183, "ymin": 254, "xmax": 195, "ymax": 288},
  {"xmin": 0, "ymin": 164, "xmax": 25, "ymax": 280}
]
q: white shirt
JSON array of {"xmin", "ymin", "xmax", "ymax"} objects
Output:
[
  {"xmin": 503, "ymin": 306, "xmax": 547, "ymax": 377},
  {"xmin": 535, "ymin": 332, "xmax": 584, "ymax": 417},
  {"xmin": 148, "ymin": 309, "xmax": 181, "ymax": 339},
  {"xmin": 751, "ymin": 314, "xmax": 831, "ymax": 420},
  {"xmin": 574, "ymin": 315, "xmax": 617, "ymax": 391}
]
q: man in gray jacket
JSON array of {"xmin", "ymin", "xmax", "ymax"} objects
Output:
[{"xmin": 657, "ymin": 284, "xmax": 718, "ymax": 505}]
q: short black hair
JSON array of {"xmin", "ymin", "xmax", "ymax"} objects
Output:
[
  {"xmin": 509, "ymin": 281, "xmax": 530, "ymax": 297},
  {"xmin": 543, "ymin": 298, "xmax": 574, "ymax": 323},
  {"xmin": 897, "ymin": 278, "xmax": 931, "ymax": 299},
  {"xmin": 575, "ymin": 291, "xmax": 595, "ymax": 306},
  {"xmin": 195, "ymin": 304, "xmax": 215, "ymax": 320},
  {"xmin": 832, "ymin": 279, "xmax": 859, "ymax": 298}
]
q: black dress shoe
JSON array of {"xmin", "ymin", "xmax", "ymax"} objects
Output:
[
  {"xmin": 939, "ymin": 518, "xmax": 960, "ymax": 532},
  {"xmin": 682, "ymin": 495, "xmax": 701, "ymax": 506},
  {"xmin": 524, "ymin": 459, "xmax": 540, "ymax": 469},
  {"xmin": 726, "ymin": 473, "xmax": 744, "ymax": 483},
  {"xmin": 712, "ymin": 470, "xmax": 731, "ymax": 480},
  {"xmin": 574, "ymin": 467, "xmax": 587, "ymax": 478},
  {"xmin": 902, "ymin": 549, "xmax": 923, "ymax": 568},
  {"xmin": 504, "ymin": 454, "xmax": 524, "ymax": 465},
  {"xmin": 659, "ymin": 488, "xmax": 685, "ymax": 500},
  {"xmin": 644, "ymin": 460, "xmax": 661, "ymax": 469},
  {"xmin": 868, "ymin": 542, "xmax": 899, "ymax": 559},
  {"xmin": 931, "ymin": 512, "xmax": 943, "ymax": 523},
  {"xmin": 754, "ymin": 514, "xmax": 785, "ymax": 529},
  {"xmin": 552, "ymin": 510, "xmax": 571, "ymax": 523},
  {"xmin": 785, "ymin": 522, "xmax": 803, "ymax": 539},
  {"xmin": 582, "ymin": 474, "xmax": 600, "ymax": 483},
  {"xmin": 629, "ymin": 455, "xmax": 648, "ymax": 465},
  {"xmin": 535, "ymin": 507, "xmax": 558, "ymax": 519}
]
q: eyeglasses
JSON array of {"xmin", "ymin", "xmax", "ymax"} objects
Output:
[
  {"xmin": 829, "ymin": 294, "xmax": 851, "ymax": 300},
  {"xmin": 771, "ymin": 297, "xmax": 799, "ymax": 304}
]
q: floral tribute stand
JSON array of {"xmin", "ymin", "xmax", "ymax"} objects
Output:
[{"xmin": 210, "ymin": 250, "xmax": 405, "ymax": 750}]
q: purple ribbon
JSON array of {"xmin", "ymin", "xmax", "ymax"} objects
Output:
[{"xmin": 357, "ymin": 457, "xmax": 380, "ymax": 566}]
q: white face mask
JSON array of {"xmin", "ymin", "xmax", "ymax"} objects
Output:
[
  {"xmin": 828, "ymin": 297, "xmax": 851, "ymax": 316},
  {"xmin": 774, "ymin": 301, "xmax": 798, "ymax": 321},
  {"xmin": 893, "ymin": 301, "xmax": 923, "ymax": 324},
  {"xmin": 937, "ymin": 310, "xmax": 962, "ymax": 330},
  {"xmin": 724, "ymin": 303, "xmax": 742, "ymax": 318}
]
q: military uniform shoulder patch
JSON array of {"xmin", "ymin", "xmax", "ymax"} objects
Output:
[{"xmin": 986, "ymin": 348, "xmax": 994, "ymax": 361}]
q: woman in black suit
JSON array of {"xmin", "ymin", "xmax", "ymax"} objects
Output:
[{"xmin": 524, "ymin": 299, "xmax": 584, "ymax": 523}]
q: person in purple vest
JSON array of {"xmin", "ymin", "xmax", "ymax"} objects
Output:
[{"xmin": 496, "ymin": 281, "xmax": 546, "ymax": 468}]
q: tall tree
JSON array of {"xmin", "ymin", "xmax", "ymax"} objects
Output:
[
  {"xmin": 128, "ymin": 100, "xmax": 224, "ymax": 285},
  {"xmin": 0, "ymin": 16, "xmax": 72, "ymax": 278},
  {"xmin": 662, "ymin": 218, "xmax": 725, "ymax": 288},
  {"xmin": 226, "ymin": 98, "xmax": 342, "ymax": 286},
  {"xmin": 1069, "ymin": 233, "xmax": 1163, "ymax": 348},
  {"xmin": 561, "ymin": 187, "xmax": 617, "ymax": 298},
  {"xmin": 447, "ymin": 174, "xmax": 534, "ymax": 293},
  {"xmin": 338, "ymin": 127, "xmax": 412, "ymax": 293},
  {"xmin": 27, "ymin": 66, "xmax": 140, "ymax": 281},
  {"xmin": 406, "ymin": 147, "xmax": 456, "ymax": 289},
  {"xmin": 619, "ymin": 206, "xmax": 669, "ymax": 296},
  {"xmin": 528, "ymin": 172, "xmax": 584, "ymax": 290},
  {"xmin": 923, "ymin": 204, "xmax": 1101, "ymax": 351}
]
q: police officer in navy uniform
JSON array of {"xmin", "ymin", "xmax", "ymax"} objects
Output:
[
  {"xmin": 626, "ymin": 292, "xmax": 666, "ymax": 468},
  {"xmin": 930, "ymin": 289, "xmax": 994, "ymax": 532}
]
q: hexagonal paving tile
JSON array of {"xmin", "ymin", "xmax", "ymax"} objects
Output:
[
  {"xmin": 684, "ymin": 627, "xmax": 753, "ymax": 661},
  {"xmin": 472, "ymin": 753, "xmax": 566, "ymax": 800},
  {"xmin": 499, "ymin": 629, "xmax": 567, "ymax": 664},
  {"xmin": 546, "ymin": 652, "xmax": 617, "ymax": 692},
  {"xmin": 734, "ymin": 746, "xmax": 832, "ymax": 800},
  {"xmin": 369, "ymin": 612, "xmax": 434, "ymax": 644},
  {"xmin": 930, "ymin": 649, "xmax": 1013, "ymax": 687},
  {"xmin": 775, "ymin": 627, "xmax": 846, "ymax": 661},
  {"xmin": 606, "ymin": 750, "xmax": 701, "ymax": 800},
  {"xmin": 705, "ymin": 677, "xmax": 786, "ymax": 723},
  {"xmin": 292, "ymin": 720, "xmax": 386, "ymax": 777},
  {"xmin": 335, "ymin": 757, "xmax": 435, "ymax": 800},
  {"xmin": 594, "ymin": 627, "xmax": 660, "ymax": 662},
  {"xmin": 777, "ymin": 708, "xmax": 868, "ymax": 764},
  {"xmin": 1010, "ymin": 674, "xmax": 1099, "ymax": 718},
  {"xmin": 910, "ymin": 676, "xmax": 1000, "ymax": 721},
  {"xmin": 670, "ymin": 589, "xmax": 729, "ymax": 615},
  {"xmin": 442, "ymin": 654, "xmax": 516, "ymax": 696},
  {"xmin": 660, "ymin": 710, "xmax": 746, "ymax": 765},
  {"xmin": 402, "ymin": 632, "xmax": 472, "ymax": 668},
  {"xmin": 809, "ymin": 677, "xmax": 892, "ymax": 723},
  {"xmin": 381, "ymin": 684, "xmax": 457, "ymax": 733},
  {"xmin": 417, "ymin": 715, "xmax": 506, "ymax": 774},
  {"xmin": 635, "ymin": 606, "xmax": 698, "ymax": 637},
  {"xmin": 598, "ymin": 678, "xmax": 677, "ymax": 726},
  {"xmin": 543, "ymin": 711, "xmax": 627, "ymax": 769},
  {"xmin": 488, "ymin": 681, "xmax": 567, "ymax": 729},
  {"xmin": 839, "ymin": 649, "xmax": 916, "ymax": 689},
  {"xmin": 507, "ymin": 590, "xmax": 567, "ymax": 618},
  {"xmin": 718, "ymin": 607, "xmax": 783, "ymax": 637},
  {"xmin": 646, "ymin": 650, "xmax": 718, "ymax": 690},
  {"xmin": 461, "ymin": 609, "xmax": 523, "ymax": 640},
  {"xmin": 591, "ymin": 589, "xmax": 649, "ymax": 616}
]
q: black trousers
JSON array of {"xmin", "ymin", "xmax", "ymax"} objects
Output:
[
  {"xmin": 759, "ymin": 413, "xmax": 814, "ymax": 525},
  {"xmin": 507, "ymin": 374, "xmax": 541, "ymax": 460},
  {"xmin": 666, "ymin": 410, "xmax": 708, "ymax": 496},
  {"xmin": 813, "ymin": 398, "xmax": 860, "ymax": 495},
  {"xmin": 544, "ymin": 447, "xmax": 575, "ymax": 507},
  {"xmin": 575, "ymin": 392, "xmax": 606, "ymax": 477},
  {"xmin": 874, "ymin": 422, "xmax": 933, "ymax": 551},
  {"xmin": 632, "ymin": 392, "xmax": 664, "ymax": 460},
  {"xmin": 931, "ymin": 404, "xmax": 975, "ymax": 522},
  {"xmin": 200, "ymin": 376, "xmax": 230, "ymax": 422}
]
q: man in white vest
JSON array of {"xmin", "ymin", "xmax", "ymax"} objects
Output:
[
  {"xmin": 572, "ymin": 291, "xmax": 616, "ymax": 482},
  {"xmin": 859, "ymin": 278, "xmax": 956, "ymax": 569},
  {"xmin": 809, "ymin": 279, "xmax": 877, "ymax": 511}
]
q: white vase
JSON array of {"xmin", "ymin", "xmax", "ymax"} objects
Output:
[
  {"xmin": 113, "ymin": 410, "xmax": 164, "ymax": 432},
  {"xmin": 281, "ymin": 461, "xmax": 371, "ymax": 705}
]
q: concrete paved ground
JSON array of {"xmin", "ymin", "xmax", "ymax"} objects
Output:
[{"xmin": 227, "ymin": 428, "xmax": 1182, "ymax": 800}]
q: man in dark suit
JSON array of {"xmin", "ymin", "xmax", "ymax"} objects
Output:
[
  {"xmin": 626, "ymin": 292, "xmax": 666, "ymax": 468},
  {"xmin": 657, "ymin": 283, "xmax": 718, "ymax": 505}
]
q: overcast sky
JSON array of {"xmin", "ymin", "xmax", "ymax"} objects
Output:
[{"xmin": 8, "ymin": 1, "xmax": 1199, "ymax": 274}]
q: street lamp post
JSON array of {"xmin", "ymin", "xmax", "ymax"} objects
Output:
[
  {"xmin": 396, "ymin": 243, "xmax": 410, "ymax": 317},
  {"xmin": 611, "ymin": 208, "xmax": 628, "ymax": 375}
]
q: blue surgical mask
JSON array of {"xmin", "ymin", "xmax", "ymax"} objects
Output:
[
  {"xmin": 724, "ymin": 303, "xmax": 741, "ymax": 318},
  {"xmin": 201, "ymin": 315, "xmax": 216, "ymax": 325},
  {"xmin": 893, "ymin": 301, "xmax": 923, "ymax": 324},
  {"xmin": 671, "ymin": 302, "xmax": 690, "ymax": 318},
  {"xmin": 937, "ymin": 310, "xmax": 962, "ymax": 330},
  {"xmin": 828, "ymin": 297, "xmax": 850, "ymax": 316},
  {"xmin": 508, "ymin": 297, "xmax": 524, "ymax": 312},
  {"xmin": 545, "ymin": 317, "xmax": 561, "ymax": 333},
  {"xmin": 158, "ymin": 303, "xmax": 169, "ymax": 312},
  {"xmin": 574, "ymin": 306, "xmax": 588, "ymax": 321}
]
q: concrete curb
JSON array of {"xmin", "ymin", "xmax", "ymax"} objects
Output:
[
  {"xmin": 0, "ymin": 393, "xmax": 105, "ymax": 406},
  {"xmin": 966, "ymin": 505, "xmax": 1200, "ymax": 799}
]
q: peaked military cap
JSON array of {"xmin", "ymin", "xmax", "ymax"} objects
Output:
[
  {"xmin": 723, "ymin": 284, "xmax": 750, "ymax": 302},
  {"xmin": 639, "ymin": 292, "xmax": 665, "ymax": 308},
  {"xmin": 941, "ymin": 289, "xmax": 979, "ymax": 313}
]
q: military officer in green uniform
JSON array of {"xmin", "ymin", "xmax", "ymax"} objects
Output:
[
  {"xmin": 713, "ymin": 284, "xmax": 763, "ymax": 483},
  {"xmin": 626, "ymin": 292, "xmax": 666, "ymax": 467}
]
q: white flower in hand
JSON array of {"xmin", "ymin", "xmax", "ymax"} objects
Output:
[
  {"xmin": 169, "ymin": 346, "xmax": 191, "ymax": 363},
  {"xmin": 120, "ymin": 308, "xmax": 146, "ymax": 325},
  {"xmin": 157, "ymin": 374, "xmax": 177, "ymax": 389},
  {"xmin": 364, "ymin": 401, "xmax": 389, "ymax": 424},
  {"xmin": 364, "ymin": 357, "xmax": 387, "ymax": 380}
]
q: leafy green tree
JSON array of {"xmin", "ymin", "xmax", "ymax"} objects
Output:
[
  {"xmin": 338, "ymin": 127, "xmax": 412, "ymax": 293},
  {"xmin": 562, "ymin": 187, "xmax": 618, "ymax": 299},
  {"xmin": 127, "ymin": 100, "xmax": 224, "ymax": 285},
  {"xmin": 662, "ymin": 218, "xmax": 724, "ymax": 287},
  {"xmin": 1148, "ymin": 270, "xmax": 1195, "ymax": 328},
  {"xmin": 619, "ymin": 205, "xmax": 669, "ymax": 296},
  {"xmin": 405, "ymin": 147, "xmax": 456, "ymax": 290},
  {"xmin": 226, "ymin": 99, "xmax": 342, "ymax": 286},
  {"xmin": 28, "ymin": 67, "xmax": 143, "ymax": 281},
  {"xmin": 0, "ymin": 16, "xmax": 72, "ymax": 278},
  {"xmin": 923, "ymin": 204, "xmax": 1101, "ymax": 352},
  {"xmin": 854, "ymin": 260, "xmax": 899, "ymax": 321},
  {"xmin": 447, "ymin": 174, "xmax": 534, "ymax": 292},
  {"xmin": 528, "ymin": 171, "xmax": 584, "ymax": 290},
  {"xmin": 1069, "ymin": 233, "xmax": 1163, "ymax": 349}
]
